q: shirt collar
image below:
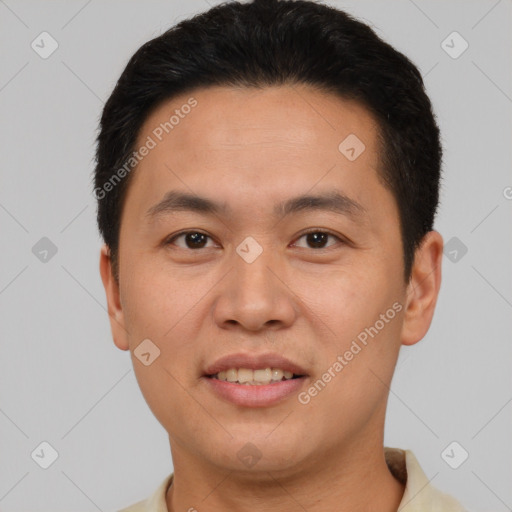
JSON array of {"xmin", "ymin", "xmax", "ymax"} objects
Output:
[{"xmin": 385, "ymin": 447, "xmax": 466, "ymax": 511}]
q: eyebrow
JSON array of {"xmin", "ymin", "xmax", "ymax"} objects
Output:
[{"xmin": 145, "ymin": 190, "xmax": 367, "ymax": 222}]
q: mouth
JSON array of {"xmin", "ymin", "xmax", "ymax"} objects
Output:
[
  {"xmin": 202, "ymin": 353, "xmax": 309, "ymax": 407},
  {"xmin": 202, "ymin": 364, "xmax": 309, "ymax": 407},
  {"xmin": 206, "ymin": 367, "xmax": 305, "ymax": 386}
]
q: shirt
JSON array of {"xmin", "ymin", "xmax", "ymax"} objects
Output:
[{"xmin": 118, "ymin": 447, "xmax": 466, "ymax": 512}]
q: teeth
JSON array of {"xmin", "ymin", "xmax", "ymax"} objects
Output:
[
  {"xmin": 272, "ymin": 368, "xmax": 284, "ymax": 381},
  {"xmin": 212, "ymin": 368, "xmax": 298, "ymax": 384},
  {"xmin": 226, "ymin": 369, "xmax": 238, "ymax": 382},
  {"xmin": 254, "ymin": 368, "xmax": 272, "ymax": 384},
  {"xmin": 238, "ymin": 368, "xmax": 253, "ymax": 383}
]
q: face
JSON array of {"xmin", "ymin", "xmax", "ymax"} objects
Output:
[{"xmin": 100, "ymin": 85, "xmax": 442, "ymax": 476}]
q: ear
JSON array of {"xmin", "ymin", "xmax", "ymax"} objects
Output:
[
  {"xmin": 99, "ymin": 244, "xmax": 129, "ymax": 351},
  {"xmin": 400, "ymin": 230, "xmax": 443, "ymax": 346}
]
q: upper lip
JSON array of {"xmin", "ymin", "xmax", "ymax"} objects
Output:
[{"xmin": 204, "ymin": 352, "xmax": 308, "ymax": 376}]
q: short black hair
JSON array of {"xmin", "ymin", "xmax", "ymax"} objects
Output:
[{"xmin": 93, "ymin": 0, "xmax": 442, "ymax": 283}]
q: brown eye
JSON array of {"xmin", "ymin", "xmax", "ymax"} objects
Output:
[
  {"xmin": 167, "ymin": 231, "xmax": 213, "ymax": 249},
  {"xmin": 294, "ymin": 231, "xmax": 342, "ymax": 249}
]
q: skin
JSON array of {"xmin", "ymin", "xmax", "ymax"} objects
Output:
[{"xmin": 100, "ymin": 85, "xmax": 443, "ymax": 512}]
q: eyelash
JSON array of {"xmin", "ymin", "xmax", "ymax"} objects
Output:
[{"xmin": 164, "ymin": 228, "xmax": 347, "ymax": 250}]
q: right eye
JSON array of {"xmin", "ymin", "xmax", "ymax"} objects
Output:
[{"xmin": 165, "ymin": 231, "xmax": 217, "ymax": 250}]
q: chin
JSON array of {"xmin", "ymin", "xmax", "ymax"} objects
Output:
[{"xmin": 207, "ymin": 432, "xmax": 311, "ymax": 473}]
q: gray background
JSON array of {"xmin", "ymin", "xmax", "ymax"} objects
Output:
[{"xmin": 1, "ymin": 0, "xmax": 511, "ymax": 510}]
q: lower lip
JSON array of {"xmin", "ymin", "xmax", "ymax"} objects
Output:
[{"xmin": 203, "ymin": 376, "xmax": 308, "ymax": 408}]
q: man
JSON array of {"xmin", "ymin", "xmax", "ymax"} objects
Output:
[{"xmin": 94, "ymin": 0, "xmax": 467, "ymax": 510}]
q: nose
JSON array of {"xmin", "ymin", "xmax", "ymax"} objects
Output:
[{"xmin": 212, "ymin": 246, "xmax": 297, "ymax": 333}]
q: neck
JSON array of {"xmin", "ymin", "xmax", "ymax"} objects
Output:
[{"xmin": 165, "ymin": 437, "xmax": 405, "ymax": 512}]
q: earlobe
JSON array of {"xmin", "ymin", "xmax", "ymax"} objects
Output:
[
  {"xmin": 400, "ymin": 231, "xmax": 443, "ymax": 347},
  {"xmin": 99, "ymin": 244, "xmax": 130, "ymax": 351}
]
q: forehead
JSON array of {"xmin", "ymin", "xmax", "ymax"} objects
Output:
[
  {"xmin": 126, "ymin": 85, "xmax": 387, "ymax": 219},
  {"xmin": 139, "ymin": 84, "xmax": 379, "ymax": 154}
]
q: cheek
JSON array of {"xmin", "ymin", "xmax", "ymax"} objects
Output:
[
  {"xmin": 130, "ymin": 354, "xmax": 204, "ymax": 441},
  {"xmin": 120, "ymin": 256, "xmax": 211, "ymax": 385},
  {"xmin": 298, "ymin": 260, "xmax": 400, "ymax": 336},
  {"xmin": 123, "ymin": 269, "xmax": 207, "ymax": 431},
  {"xmin": 301, "ymin": 259, "xmax": 405, "ymax": 392},
  {"xmin": 299, "ymin": 289, "xmax": 404, "ymax": 440},
  {"xmin": 120, "ymin": 255, "xmax": 198, "ymax": 341}
]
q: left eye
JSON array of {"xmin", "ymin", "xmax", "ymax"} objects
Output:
[{"xmin": 293, "ymin": 231, "xmax": 342, "ymax": 249}]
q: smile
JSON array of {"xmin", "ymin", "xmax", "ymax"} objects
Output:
[{"xmin": 208, "ymin": 367, "xmax": 303, "ymax": 385}]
